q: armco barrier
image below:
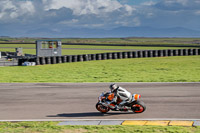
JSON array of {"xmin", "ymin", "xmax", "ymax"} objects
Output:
[{"xmin": 18, "ymin": 48, "xmax": 200, "ymax": 66}]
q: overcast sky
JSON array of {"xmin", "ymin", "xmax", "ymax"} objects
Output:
[{"xmin": 0, "ymin": 0, "xmax": 200, "ymax": 37}]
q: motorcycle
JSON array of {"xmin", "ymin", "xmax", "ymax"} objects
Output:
[{"xmin": 96, "ymin": 91, "xmax": 146, "ymax": 113}]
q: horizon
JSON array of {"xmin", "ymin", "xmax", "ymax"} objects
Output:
[{"xmin": 0, "ymin": 0, "xmax": 200, "ymax": 38}]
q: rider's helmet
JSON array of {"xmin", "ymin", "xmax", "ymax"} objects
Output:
[{"xmin": 110, "ymin": 83, "xmax": 118, "ymax": 92}]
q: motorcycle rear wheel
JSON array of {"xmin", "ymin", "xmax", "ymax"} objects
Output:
[
  {"xmin": 131, "ymin": 101, "xmax": 146, "ymax": 113},
  {"xmin": 96, "ymin": 103, "xmax": 110, "ymax": 113}
]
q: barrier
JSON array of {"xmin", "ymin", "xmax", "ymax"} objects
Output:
[
  {"xmin": 101, "ymin": 53, "xmax": 107, "ymax": 60},
  {"xmin": 62, "ymin": 56, "xmax": 67, "ymax": 63},
  {"xmin": 183, "ymin": 49, "xmax": 188, "ymax": 56},
  {"xmin": 91, "ymin": 54, "xmax": 96, "ymax": 61},
  {"xmin": 83, "ymin": 55, "xmax": 89, "ymax": 61},
  {"xmin": 45, "ymin": 57, "xmax": 51, "ymax": 64},
  {"xmin": 127, "ymin": 52, "xmax": 133, "ymax": 58},
  {"xmin": 112, "ymin": 53, "xmax": 118, "ymax": 59},
  {"xmin": 107, "ymin": 53, "xmax": 112, "ymax": 59},
  {"xmin": 18, "ymin": 48, "xmax": 200, "ymax": 66},
  {"xmin": 122, "ymin": 52, "xmax": 128, "ymax": 58},
  {"xmin": 142, "ymin": 51, "xmax": 148, "ymax": 58}
]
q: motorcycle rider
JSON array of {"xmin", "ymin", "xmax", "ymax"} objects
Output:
[{"xmin": 108, "ymin": 83, "xmax": 132, "ymax": 110}]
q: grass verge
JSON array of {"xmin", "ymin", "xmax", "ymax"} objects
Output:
[
  {"xmin": 0, "ymin": 56, "xmax": 199, "ymax": 82},
  {"xmin": 0, "ymin": 44, "xmax": 196, "ymax": 55},
  {"xmin": 0, "ymin": 121, "xmax": 200, "ymax": 133}
]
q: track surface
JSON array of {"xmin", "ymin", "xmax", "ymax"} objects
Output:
[{"xmin": 0, "ymin": 83, "xmax": 200, "ymax": 120}]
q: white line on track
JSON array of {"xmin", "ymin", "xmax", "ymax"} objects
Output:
[{"xmin": 1, "ymin": 118, "xmax": 200, "ymax": 122}]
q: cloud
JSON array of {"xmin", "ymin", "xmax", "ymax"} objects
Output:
[
  {"xmin": 45, "ymin": 0, "xmax": 124, "ymax": 15},
  {"xmin": 0, "ymin": 0, "xmax": 200, "ymax": 37},
  {"xmin": 0, "ymin": 0, "xmax": 35, "ymax": 22},
  {"xmin": 154, "ymin": 0, "xmax": 200, "ymax": 11}
]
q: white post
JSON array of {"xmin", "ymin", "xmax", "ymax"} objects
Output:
[{"xmin": 0, "ymin": 52, "xmax": 1, "ymax": 58}]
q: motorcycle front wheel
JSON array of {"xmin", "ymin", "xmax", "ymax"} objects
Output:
[
  {"xmin": 131, "ymin": 101, "xmax": 146, "ymax": 113},
  {"xmin": 96, "ymin": 103, "xmax": 110, "ymax": 113}
]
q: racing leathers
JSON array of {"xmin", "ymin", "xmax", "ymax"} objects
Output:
[{"xmin": 107, "ymin": 86, "xmax": 132, "ymax": 110}]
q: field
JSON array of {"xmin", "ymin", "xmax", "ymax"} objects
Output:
[
  {"xmin": 0, "ymin": 43, "xmax": 197, "ymax": 55},
  {"xmin": 0, "ymin": 121, "xmax": 199, "ymax": 133},
  {"xmin": 1, "ymin": 37, "xmax": 199, "ymax": 55},
  {"xmin": 1, "ymin": 37, "xmax": 200, "ymax": 46},
  {"xmin": 0, "ymin": 56, "xmax": 199, "ymax": 82},
  {"xmin": 1, "ymin": 38, "xmax": 200, "ymax": 132}
]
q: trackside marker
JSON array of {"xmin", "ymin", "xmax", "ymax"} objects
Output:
[
  {"xmin": 145, "ymin": 121, "xmax": 170, "ymax": 126},
  {"xmin": 122, "ymin": 120, "xmax": 147, "ymax": 125},
  {"xmin": 169, "ymin": 121, "xmax": 194, "ymax": 126}
]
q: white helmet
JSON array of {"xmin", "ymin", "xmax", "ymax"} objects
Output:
[{"xmin": 110, "ymin": 83, "xmax": 118, "ymax": 92}]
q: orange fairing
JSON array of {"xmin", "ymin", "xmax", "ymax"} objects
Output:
[
  {"xmin": 107, "ymin": 93, "xmax": 114, "ymax": 101},
  {"xmin": 134, "ymin": 94, "xmax": 141, "ymax": 101}
]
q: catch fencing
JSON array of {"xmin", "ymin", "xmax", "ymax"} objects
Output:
[{"xmin": 18, "ymin": 48, "xmax": 200, "ymax": 66}]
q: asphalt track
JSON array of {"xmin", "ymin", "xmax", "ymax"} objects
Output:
[{"xmin": 0, "ymin": 83, "xmax": 200, "ymax": 120}]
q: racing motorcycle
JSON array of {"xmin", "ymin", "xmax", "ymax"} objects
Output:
[{"xmin": 96, "ymin": 91, "xmax": 146, "ymax": 113}]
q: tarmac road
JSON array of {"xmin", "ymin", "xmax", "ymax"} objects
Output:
[{"xmin": 0, "ymin": 83, "xmax": 200, "ymax": 120}]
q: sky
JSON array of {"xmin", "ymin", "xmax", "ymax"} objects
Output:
[{"xmin": 0, "ymin": 0, "xmax": 200, "ymax": 37}]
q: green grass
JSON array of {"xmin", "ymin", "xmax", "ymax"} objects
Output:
[
  {"xmin": 0, "ymin": 44, "xmax": 196, "ymax": 55},
  {"xmin": 0, "ymin": 122, "xmax": 199, "ymax": 133},
  {"xmin": 1, "ymin": 37, "xmax": 200, "ymax": 45},
  {"xmin": 0, "ymin": 56, "xmax": 199, "ymax": 83}
]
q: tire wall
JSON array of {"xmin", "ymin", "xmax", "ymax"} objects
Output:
[{"xmin": 18, "ymin": 48, "xmax": 200, "ymax": 66}]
